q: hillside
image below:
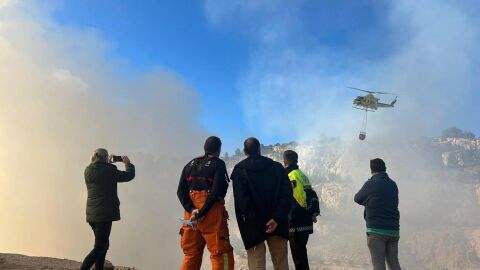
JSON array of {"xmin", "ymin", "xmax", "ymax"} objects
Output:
[
  {"xmin": 2, "ymin": 136, "xmax": 479, "ymax": 270},
  {"xmin": 224, "ymin": 136, "xmax": 480, "ymax": 269}
]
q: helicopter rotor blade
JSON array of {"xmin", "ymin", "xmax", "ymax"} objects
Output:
[
  {"xmin": 376, "ymin": 91, "xmax": 400, "ymax": 95},
  {"xmin": 348, "ymin": 86, "xmax": 399, "ymax": 95},
  {"xmin": 348, "ymin": 87, "xmax": 374, "ymax": 93}
]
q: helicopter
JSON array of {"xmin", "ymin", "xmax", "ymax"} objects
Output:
[
  {"xmin": 349, "ymin": 87, "xmax": 398, "ymax": 111},
  {"xmin": 348, "ymin": 87, "xmax": 398, "ymax": 140}
]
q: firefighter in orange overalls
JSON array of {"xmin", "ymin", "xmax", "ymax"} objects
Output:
[{"xmin": 177, "ymin": 136, "xmax": 234, "ymax": 270}]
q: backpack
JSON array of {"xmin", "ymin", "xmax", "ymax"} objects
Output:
[{"xmin": 304, "ymin": 187, "xmax": 320, "ymax": 217}]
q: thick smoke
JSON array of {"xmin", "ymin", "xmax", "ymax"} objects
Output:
[
  {"xmin": 371, "ymin": 0, "xmax": 480, "ymax": 138},
  {"xmin": 1, "ymin": 0, "xmax": 479, "ymax": 269},
  {"xmin": 205, "ymin": 0, "xmax": 480, "ymax": 268},
  {"xmin": 205, "ymin": 0, "xmax": 480, "ymax": 140},
  {"xmin": 0, "ymin": 1, "xmax": 204, "ymax": 268}
]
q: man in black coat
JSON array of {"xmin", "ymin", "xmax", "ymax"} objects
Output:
[
  {"xmin": 354, "ymin": 158, "xmax": 401, "ymax": 270},
  {"xmin": 231, "ymin": 137, "xmax": 292, "ymax": 270},
  {"xmin": 81, "ymin": 148, "xmax": 135, "ymax": 270}
]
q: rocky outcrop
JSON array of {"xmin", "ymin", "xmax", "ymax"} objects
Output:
[
  {"xmin": 434, "ymin": 138, "xmax": 480, "ymax": 167},
  {"xmin": 224, "ymin": 136, "xmax": 480, "ymax": 269}
]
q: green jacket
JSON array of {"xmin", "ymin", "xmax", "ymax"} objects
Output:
[{"xmin": 84, "ymin": 161, "xmax": 135, "ymax": 223}]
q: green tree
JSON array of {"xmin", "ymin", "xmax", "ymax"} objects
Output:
[
  {"xmin": 463, "ymin": 131, "xmax": 476, "ymax": 139},
  {"xmin": 442, "ymin": 127, "xmax": 463, "ymax": 138}
]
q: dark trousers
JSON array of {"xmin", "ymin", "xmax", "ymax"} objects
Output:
[
  {"xmin": 367, "ymin": 233, "xmax": 401, "ymax": 270},
  {"xmin": 289, "ymin": 232, "xmax": 310, "ymax": 270},
  {"xmin": 80, "ymin": 222, "xmax": 112, "ymax": 270}
]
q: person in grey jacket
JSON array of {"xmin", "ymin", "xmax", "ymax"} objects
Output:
[
  {"xmin": 354, "ymin": 158, "xmax": 401, "ymax": 270},
  {"xmin": 80, "ymin": 148, "xmax": 135, "ymax": 270}
]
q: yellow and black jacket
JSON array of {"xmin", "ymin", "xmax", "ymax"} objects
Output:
[{"xmin": 286, "ymin": 165, "xmax": 320, "ymax": 234}]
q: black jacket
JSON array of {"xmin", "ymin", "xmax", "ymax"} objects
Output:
[
  {"xmin": 84, "ymin": 161, "xmax": 135, "ymax": 223},
  {"xmin": 231, "ymin": 155, "xmax": 293, "ymax": 249},
  {"xmin": 286, "ymin": 165, "xmax": 314, "ymax": 234},
  {"xmin": 354, "ymin": 172, "xmax": 400, "ymax": 230},
  {"xmin": 177, "ymin": 155, "xmax": 229, "ymax": 218}
]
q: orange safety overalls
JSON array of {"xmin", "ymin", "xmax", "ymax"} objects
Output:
[{"xmin": 180, "ymin": 190, "xmax": 234, "ymax": 270}]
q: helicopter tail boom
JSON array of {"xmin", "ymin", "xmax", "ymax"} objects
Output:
[{"xmin": 376, "ymin": 96, "xmax": 397, "ymax": 108}]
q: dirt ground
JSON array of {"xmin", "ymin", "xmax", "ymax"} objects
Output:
[{"xmin": 0, "ymin": 253, "xmax": 136, "ymax": 270}]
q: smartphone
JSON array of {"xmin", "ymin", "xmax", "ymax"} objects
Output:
[
  {"xmin": 112, "ymin": 155, "xmax": 123, "ymax": 162},
  {"xmin": 179, "ymin": 218, "xmax": 196, "ymax": 227}
]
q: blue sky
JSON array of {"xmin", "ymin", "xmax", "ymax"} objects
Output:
[
  {"xmin": 52, "ymin": 1, "xmax": 252, "ymax": 152},
  {"xmin": 51, "ymin": 0, "xmax": 480, "ymax": 152}
]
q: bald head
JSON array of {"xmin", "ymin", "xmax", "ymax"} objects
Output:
[{"xmin": 244, "ymin": 137, "xmax": 261, "ymax": 156}]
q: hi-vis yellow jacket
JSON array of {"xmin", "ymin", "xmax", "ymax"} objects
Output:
[{"xmin": 288, "ymin": 169, "xmax": 312, "ymax": 208}]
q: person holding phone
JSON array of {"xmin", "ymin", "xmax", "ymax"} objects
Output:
[{"xmin": 80, "ymin": 148, "xmax": 135, "ymax": 270}]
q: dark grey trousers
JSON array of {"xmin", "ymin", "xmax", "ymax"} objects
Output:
[{"xmin": 367, "ymin": 233, "xmax": 401, "ymax": 270}]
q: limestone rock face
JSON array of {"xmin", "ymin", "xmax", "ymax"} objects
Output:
[
  {"xmin": 224, "ymin": 136, "xmax": 480, "ymax": 269},
  {"xmin": 435, "ymin": 138, "xmax": 480, "ymax": 167}
]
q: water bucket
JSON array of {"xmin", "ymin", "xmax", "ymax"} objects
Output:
[{"xmin": 359, "ymin": 132, "xmax": 366, "ymax": 140}]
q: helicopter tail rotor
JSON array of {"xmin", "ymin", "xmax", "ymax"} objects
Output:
[{"xmin": 390, "ymin": 96, "xmax": 398, "ymax": 107}]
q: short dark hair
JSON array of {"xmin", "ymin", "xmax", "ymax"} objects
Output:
[
  {"xmin": 204, "ymin": 136, "xmax": 222, "ymax": 154},
  {"xmin": 283, "ymin": 150, "xmax": 298, "ymax": 165},
  {"xmin": 244, "ymin": 137, "xmax": 260, "ymax": 155},
  {"xmin": 370, "ymin": 158, "xmax": 386, "ymax": 173}
]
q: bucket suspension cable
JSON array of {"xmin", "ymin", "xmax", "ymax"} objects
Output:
[
  {"xmin": 361, "ymin": 110, "xmax": 368, "ymax": 132},
  {"xmin": 359, "ymin": 110, "xmax": 368, "ymax": 140}
]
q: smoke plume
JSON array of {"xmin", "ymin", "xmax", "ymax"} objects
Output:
[
  {"xmin": 205, "ymin": 0, "xmax": 480, "ymax": 268},
  {"xmin": 205, "ymin": 0, "xmax": 480, "ymax": 140},
  {"xmin": 0, "ymin": 1, "xmax": 205, "ymax": 268}
]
